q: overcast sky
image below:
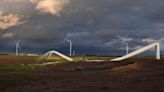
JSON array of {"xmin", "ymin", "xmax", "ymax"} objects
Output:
[{"xmin": 0, "ymin": 0, "xmax": 164, "ymax": 55}]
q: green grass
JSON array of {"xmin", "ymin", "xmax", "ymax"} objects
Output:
[
  {"xmin": 0, "ymin": 73, "xmax": 33, "ymax": 89},
  {"xmin": 0, "ymin": 56, "xmax": 163, "ymax": 91},
  {"xmin": 0, "ymin": 64, "xmax": 48, "ymax": 90},
  {"xmin": 0, "ymin": 64, "xmax": 33, "ymax": 73},
  {"xmin": 0, "ymin": 57, "xmax": 66, "ymax": 90}
]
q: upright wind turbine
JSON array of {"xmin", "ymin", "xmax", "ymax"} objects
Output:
[
  {"xmin": 66, "ymin": 39, "xmax": 72, "ymax": 56},
  {"xmin": 16, "ymin": 40, "xmax": 21, "ymax": 56},
  {"xmin": 125, "ymin": 42, "xmax": 129, "ymax": 55}
]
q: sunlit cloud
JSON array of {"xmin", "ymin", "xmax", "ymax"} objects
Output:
[
  {"xmin": 2, "ymin": 32, "xmax": 14, "ymax": 39},
  {"xmin": 4, "ymin": 0, "xmax": 23, "ymax": 2},
  {"xmin": 33, "ymin": 0, "xmax": 70, "ymax": 16},
  {"xmin": 0, "ymin": 11, "xmax": 27, "ymax": 30},
  {"xmin": 29, "ymin": 0, "xmax": 40, "ymax": 3}
]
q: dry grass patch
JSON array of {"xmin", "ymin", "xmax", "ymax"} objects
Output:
[{"xmin": 105, "ymin": 62, "xmax": 142, "ymax": 73}]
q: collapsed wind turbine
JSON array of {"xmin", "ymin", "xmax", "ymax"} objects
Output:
[
  {"xmin": 16, "ymin": 40, "xmax": 21, "ymax": 56},
  {"xmin": 111, "ymin": 42, "xmax": 160, "ymax": 61},
  {"xmin": 37, "ymin": 50, "xmax": 74, "ymax": 62}
]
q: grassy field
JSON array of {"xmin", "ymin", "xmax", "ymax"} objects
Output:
[
  {"xmin": 0, "ymin": 55, "xmax": 38, "ymax": 64},
  {"xmin": 0, "ymin": 55, "xmax": 164, "ymax": 92}
]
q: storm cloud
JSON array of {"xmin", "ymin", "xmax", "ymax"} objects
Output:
[{"xmin": 0, "ymin": 0, "xmax": 164, "ymax": 55}]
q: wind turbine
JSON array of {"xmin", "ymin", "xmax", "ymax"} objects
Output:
[
  {"xmin": 16, "ymin": 40, "xmax": 21, "ymax": 56},
  {"xmin": 65, "ymin": 39, "xmax": 72, "ymax": 56},
  {"xmin": 125, "ymin": 42, "xmax": 129, "ymax": 55}
]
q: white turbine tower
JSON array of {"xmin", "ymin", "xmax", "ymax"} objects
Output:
[
  {"xmin": 37, "ymin": 50, "xmax": 74, "ymax": 62},
  {"xmin": 16, "ymin": 40, "xmax": 21, "ymax": 56},
  {"xmin": 111, "ymin": 42, "xmax": 161, "ymax": 61},
  {"xmin": 125, "ymin": 42, "xmax": 129, "ymax": 55},
  {"xmin": 66, "ymin": 39, "xmax": 72, "ymax": 56}
]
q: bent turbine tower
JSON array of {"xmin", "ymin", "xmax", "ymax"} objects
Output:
[
  {"xmin": 110, "ymin": 43, "xmax": 160, "ymax": 61},
  {"xmin": 38, "ymin": 50, "xmax": 74, "ymax": 62}
]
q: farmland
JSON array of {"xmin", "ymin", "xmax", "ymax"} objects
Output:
[{"xmin": 0, "ymin": 55, "xmax": 164, "ymax": 92}]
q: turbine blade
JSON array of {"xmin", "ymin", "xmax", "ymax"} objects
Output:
[{"xmin": 18, "ymin": 46, "xmax": 21, "ymax": 51}]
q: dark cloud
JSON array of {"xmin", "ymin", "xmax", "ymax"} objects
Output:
[{"xmin": 0, "ymin": 0, "xmax": 164, "ymax": 55}]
